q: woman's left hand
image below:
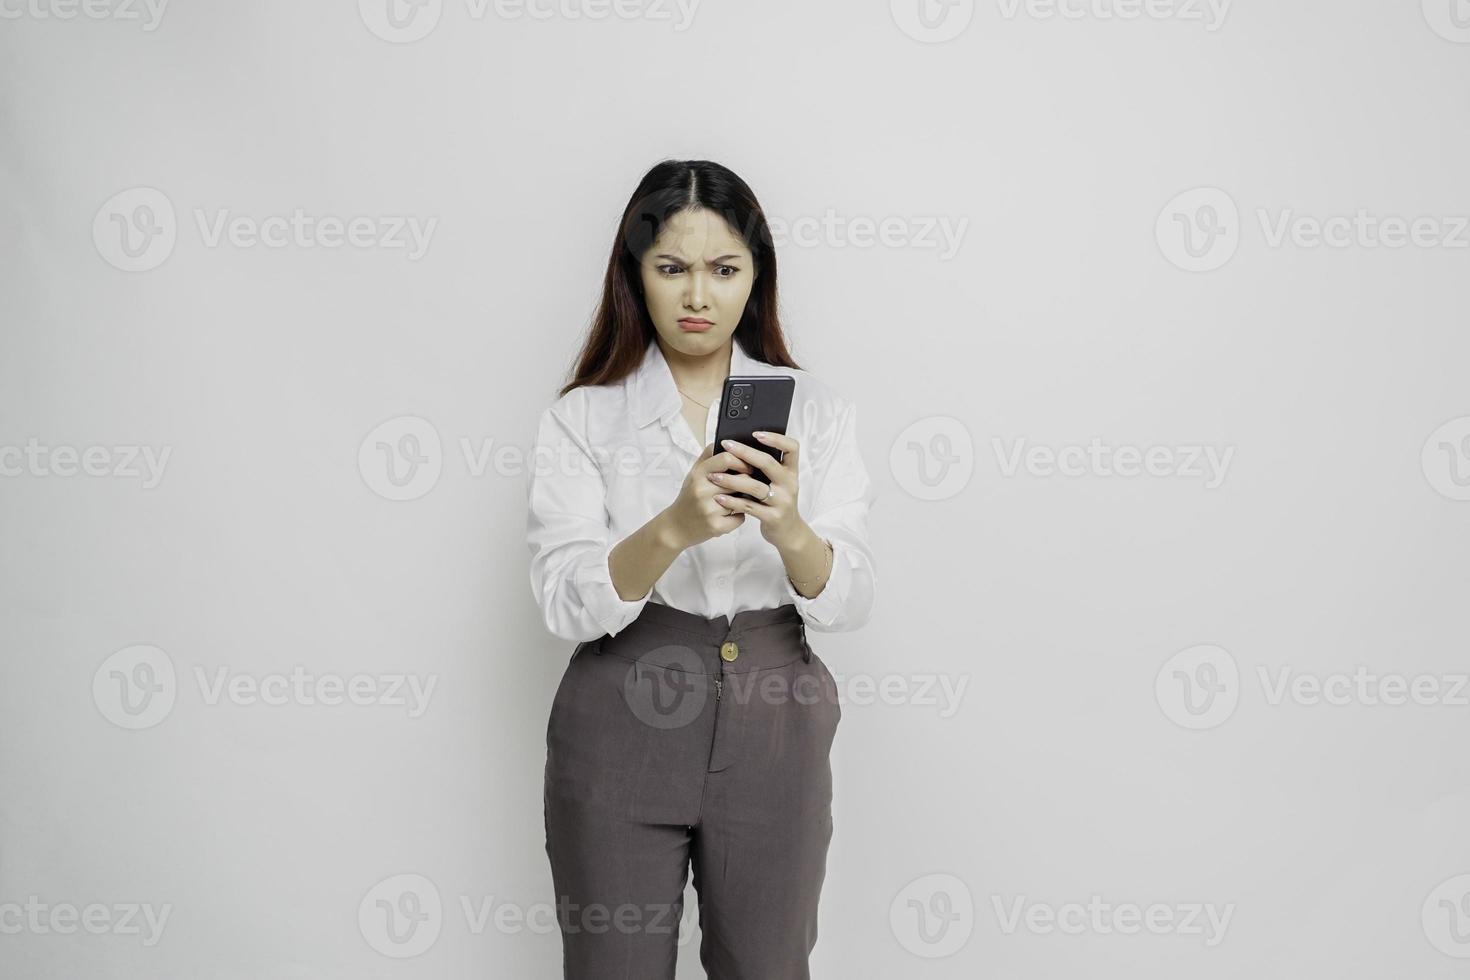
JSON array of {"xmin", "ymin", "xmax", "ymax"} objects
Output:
[{"xmin": 708, "ymin": 432, "xmax": 804, "ymax": 548}]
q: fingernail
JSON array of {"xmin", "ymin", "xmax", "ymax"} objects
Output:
[
  {"xmin": 753, "ymin": 431, "xmax": 769, "ymax": 440},
  {"xmin": 721, "ymin": 439, "xmax": 734, "ymax": 449}
]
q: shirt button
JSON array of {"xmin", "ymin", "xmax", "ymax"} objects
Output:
[
  {"xmin": 720, "ymin": 641, "xmax": 739, "ymax": 662},
  {"xmin": 716, "ymin": 576, "xmax": 729, "ymax": 587}
]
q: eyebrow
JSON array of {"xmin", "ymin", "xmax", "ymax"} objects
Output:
[{"xmin": 654, "ymin": 253, "xmax": 744, "ymax": 264}]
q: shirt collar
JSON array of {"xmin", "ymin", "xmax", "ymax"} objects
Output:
[{"xmin": 628, "ymin": 335, "xmax": 769, "ymax": 429}]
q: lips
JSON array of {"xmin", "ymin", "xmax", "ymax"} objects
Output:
[{"xmin": 679, "ymin": 318, "xmax": 713, "ymax": 332}]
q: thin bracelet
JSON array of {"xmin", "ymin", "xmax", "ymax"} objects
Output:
[{"xmin": 789, "ymin": 537, "xmax": 833, "ymax": 589}]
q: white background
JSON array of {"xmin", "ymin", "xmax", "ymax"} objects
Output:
[{"xmin": 3, "ymin": 0, "xmax": 1470, "ymax": 977}]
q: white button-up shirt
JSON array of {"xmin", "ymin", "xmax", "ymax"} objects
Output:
[{"xmin": 526, "ymin": 337, "xmax": 878, "ymax": 643}]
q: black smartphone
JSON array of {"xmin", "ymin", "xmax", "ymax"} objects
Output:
[{"xmin": 712, "ymin": 375, "xmax": 795, "ymax": 501}]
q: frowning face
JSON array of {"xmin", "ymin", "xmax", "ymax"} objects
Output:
[{"xmin": 639, "ymin": 207, "xmax": 757, "ymax": 358}]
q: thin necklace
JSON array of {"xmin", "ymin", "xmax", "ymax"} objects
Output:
[{"xmin": 677, "ymin": 386, "xmax": 717, "ymax": 410}]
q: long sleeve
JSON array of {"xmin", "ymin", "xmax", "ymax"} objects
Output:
[
  {"xmin": 526, "ymin": 399, "xmax": 653, "ymax": 643},
  {"xmin": 782, "ymin": 397, "xmax": 878, "ymax": 632}
]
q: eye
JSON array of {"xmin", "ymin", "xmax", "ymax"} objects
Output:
[
  {"xmin": 714, "ymin": 265, "xmax": 739, "ymax": 278},
  {"xmin": 657, "ymin": 264, "xmax": 684, "ymax": 276}
]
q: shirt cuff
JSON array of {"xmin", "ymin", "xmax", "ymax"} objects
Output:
[
  {"xmin": 573, "ymin": 541, "xmax": 653, "ymax": 638},
  {"xmin": 783, "ymin": 537, "xmax": 852, "ymax": 628}
]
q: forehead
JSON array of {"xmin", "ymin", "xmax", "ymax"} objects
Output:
[{"xmin": 650, "ymin": 208, "xmax": 751, "ymax": 260}]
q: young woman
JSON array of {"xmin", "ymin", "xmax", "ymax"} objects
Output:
[{"xmin": 525, "ymin": 159, "xmax": 877, "ymax": 979}]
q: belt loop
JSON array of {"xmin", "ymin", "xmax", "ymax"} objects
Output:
[{"xmin": 799, "ymin": 619, "xmax": 812, "ymax": 663}]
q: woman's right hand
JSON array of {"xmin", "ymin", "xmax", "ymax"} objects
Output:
[{"xmin": 660, "ymin": 443, "xmax": 755, "ymax": 550}]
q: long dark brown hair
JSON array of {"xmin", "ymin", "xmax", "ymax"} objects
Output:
[{"xmin": 557, "ymin": 159, "xmax": 802, "ymax": 397}]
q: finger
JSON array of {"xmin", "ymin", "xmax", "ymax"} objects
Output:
[
  {"xmin": 698, "ymin": 449, "xmax": 753, "ymax": 476},
  {"xmin": 707, "ymin": 472, "xmax": 773, "ymax": 498},
  {"xmin": 713, "ymin": 500, "xmax": 745, "ymax": 521},
  {"xmin": 719, "ymin": 439, "xmax": 782, "ymax": 482},
  {"xmin": 698, "ymin": 471, "xmax": 753, "ymax": 503},
  {"xmin": 715, "ymin": 493, "xmax": 775, "ymax": 519},
  {"xmin": 752, "ymin": 431, "xmax": 798, "ymax": 468}
]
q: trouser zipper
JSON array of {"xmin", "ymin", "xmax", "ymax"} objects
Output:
[{"xmin": 705, "ymin": 656, "xmax": 727, "ymax": 776}]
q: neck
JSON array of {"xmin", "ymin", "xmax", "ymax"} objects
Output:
[{"xmin": 659, "ymin": 338, "xmax": 733, "ymax": 396}]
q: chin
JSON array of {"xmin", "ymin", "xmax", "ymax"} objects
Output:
[{"xmin": 664, "ymin": 328, "xmax": 725, "ymax": 351}]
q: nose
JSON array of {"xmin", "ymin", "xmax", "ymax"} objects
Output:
[{"xmin": 684, "ymin": 272, "xmax": 709, "ymax": 311}]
